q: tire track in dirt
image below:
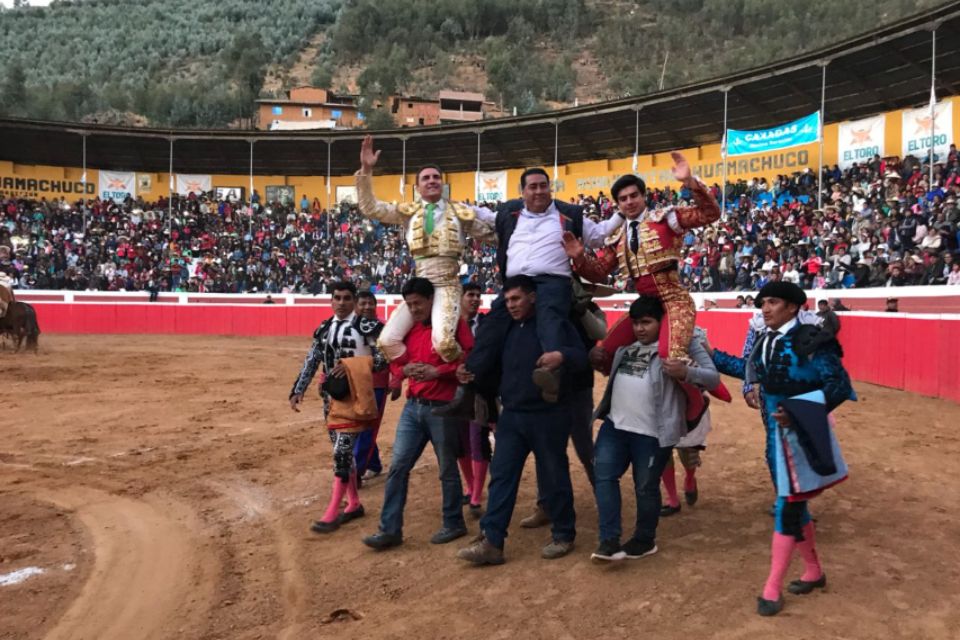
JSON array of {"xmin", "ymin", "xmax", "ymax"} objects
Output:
[
  {"xmin": 38, "ymin": 486, "xmax": 216, "ymax": 640},
  {"xmin": 211, "ymin": 480, "xmax": 309, "ymax": 640}
]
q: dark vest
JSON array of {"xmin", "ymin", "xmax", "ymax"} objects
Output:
[{"xmin": 494, "ymin": 199, "xmax": 585, "ymax": 281}]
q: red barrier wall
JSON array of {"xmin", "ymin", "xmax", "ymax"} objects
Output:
[{"xmin": 26, "ymin": 303, "xmax": 959, "ymax": 403}]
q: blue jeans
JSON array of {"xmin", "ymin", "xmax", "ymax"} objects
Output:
[
  {"xmin": 593, "ymin": 419, "xmax": 673, "ymax": 543},
  {"xmin": 354, "ymin": 388, "xmax": 386, "ymax": 475},
  {"xmin": 379, "ymin": 399, "xmax": 465, "ymax": 536},
  {"xmin": 480, "ymin": 406, "xmax": 575, "ymax": 549}
]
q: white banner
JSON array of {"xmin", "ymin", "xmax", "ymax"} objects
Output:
[
  {"xmin": 901, "ymin": 100, "xmax": 953, "ymax": 162},
  {"xmin": 99, "ymin": 170, "xmax": 136, "ymax": 203},
  {"xmin": 475, "ymin": 170, "xmax": 508, "ymax": 203},
  {"xmin": 837, "ymin": 115, "xmax": 885, "ymax": 169},
  {"xmin": 175, "ymin": 174, "xmax": 212, "ymax": 196}
]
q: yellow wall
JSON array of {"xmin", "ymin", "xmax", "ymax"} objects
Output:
[{"xmin": 2, "ymin": 97, "xmax": 957, "ymax": 205}]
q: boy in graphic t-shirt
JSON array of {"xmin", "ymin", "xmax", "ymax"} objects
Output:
[{"xmin": 590, "ymin": 296, "xmax": 719, "ymax": 562}]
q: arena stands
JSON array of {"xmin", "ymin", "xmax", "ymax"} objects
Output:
[{"xmin": 2, "ymin": 148, "xmax": 958, "ymax": 295}]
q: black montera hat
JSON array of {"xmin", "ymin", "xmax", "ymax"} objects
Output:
[{"xmin": 754, "ymin": 281, "xmax": 807, "ymax": 308}]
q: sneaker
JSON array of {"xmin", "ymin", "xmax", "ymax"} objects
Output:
[
  {"xmin": 361, "ymin": 530, "xmax": 403, "ymax": 550},
  {"xmin": 520, "ymin": 505, "xmax": 550, "ymax": 528},
  {"xmin": 430, "ymin": 526, "xmax": 468, "ymax": 544},
  {"xmin": 361, "ymin": 469, "xmax": 382, "ymax": 481},
  {"xmin": 621, "ymin": 538, "xmax": 658, "ymax": 559},
  {"xmin": 591, "ymin": 539, "xmax": 625, "ymax": 563},
  {"xmin": 541, "ymin": 539, "xmax": 575, "ymax": 560},
  {"xmin": 457, "ymin": 535, "xmax": 505, "ymax": 565}
]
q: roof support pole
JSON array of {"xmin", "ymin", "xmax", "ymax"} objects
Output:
[
  {"xmin": 168, "ymin": 137, "xmax": 174, "ymax": 233},
  {"xmin": 632, "ymin": 107, "xmax": 640, "ymax": 172},
  {"xmin": 929, "ymin": 27, "xmax": 937, "ymax": 188},
  {"xmin": 553, "ymin": 120, "xmax": 559, "ymax": 182},
  {"xmin": 326, "ymin": 139, "xmax": 332, "ymax": 211},
  {"xmin": 721, "ymin": 87, "xmax": 729, "ymax": 214},
  {"xmin": 400, "ymin": 137, "xmax": 407, "ymax": 199},
  {"xmin": 81, "ymin": 133, "xmax": 88, "ymax": 234},
  {"xmin": 818, "ymin": 62, "xmax": 827, "ymax": 211},
  {"xmin": 474, "ymin": 131, "xmax": 481, "ymax": 202},
  {"xmin": 248, "ymin": 139, "xmax": 255, "ymax": 202}
]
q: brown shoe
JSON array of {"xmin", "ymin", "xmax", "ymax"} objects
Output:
[
  {"xmin": 541, "ymin": 539, "xmax": 575, "ymax": 559},
  {"xmin": 457, "ymin": 535, "xmax": 505, "ymax": 565},
  {"xmin": 520, "ymin": 505, "xmax": 550, "ymax": 528}
]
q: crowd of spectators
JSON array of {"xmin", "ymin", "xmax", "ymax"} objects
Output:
[
  {"xmin": 1, "ymin": 147, "xmax": 959, "ymax": 295},
  {"xmin": 0, "ymin": 192, "xmax": 497, "ymax": 295}
]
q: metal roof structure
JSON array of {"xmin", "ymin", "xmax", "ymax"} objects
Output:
[{"xmin": 1, "ymin": 1, "xmax": 959, "ymax": 177}]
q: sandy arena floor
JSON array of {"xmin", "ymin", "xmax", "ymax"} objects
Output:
[{"xmin": 2, "ymin": 335, "xmax": 959, "ymax": 640}]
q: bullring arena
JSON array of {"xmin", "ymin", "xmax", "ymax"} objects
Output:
[
  {"xmin": 4, "ymin": 5, "xmax": 960, "ymax": 638},
  {"xmin": 2, "ymin": 291, "xmax": 959, "ymax": 640}
]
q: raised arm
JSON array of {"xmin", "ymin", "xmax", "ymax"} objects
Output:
[
  {"xmin": 562, "ymin": 231, "xmax": 618, "ymax": 283},
  {"xmin": 670, "ymin": 151, "xmax": 721, "ymax": 229},
  {"xmin": 355, "ymin": 135, "xmax": 406, "ymax": 226}
]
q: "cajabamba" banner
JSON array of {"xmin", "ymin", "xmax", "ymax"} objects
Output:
[{"xmin": 726, "ymin": 111, "xmax": 821, "ymax": 157}]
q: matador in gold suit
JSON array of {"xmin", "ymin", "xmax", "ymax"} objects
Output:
[{"xmin": 355, "ymin": 136, "xmax": 493, "ymax": 363}]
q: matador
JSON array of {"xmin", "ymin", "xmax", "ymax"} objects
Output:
[
  {"xmin": 355, "ymin": 135, "xmax": 494, "ymax": 364},
  {"xmin": 564, "ymin": 155, "xmax": 730, "ymax": 416}
]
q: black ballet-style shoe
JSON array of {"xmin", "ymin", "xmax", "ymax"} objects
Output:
[
  {"xmin": 756, "ymin": 594, "xmax": 784, "ymax": 616},
  {"xmin": 787, "ymin": 574, "xmax": 826, "ymax": 595}
]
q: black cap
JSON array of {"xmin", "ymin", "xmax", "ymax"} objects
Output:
[{"xmin": 755, "ymin": 281, "xmax": 807, "ymax": 308}]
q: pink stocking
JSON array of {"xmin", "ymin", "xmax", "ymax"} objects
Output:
[
  {"xmin": 795, "ymin": 522, "xmax": 823, "ymax": 581},
  {"xmin": 458, "ymin": 456, "xmax": 474, "ymax": 498},
  {"xmin": 320, "ymin": 477, "xmax": 348, "ymax": 523},
  {"xmin": 345, "ymin": 470, "xmax": 362, "ymax": 513},
  {"xmin": 661, "ymin": 460, "xmax": 680, "ymax": 508},
  {"xmin": 683, "ymin": 465, "xmax": 698, "ymax": 493},
  {"xmin": 470, "ymin": 460, "xmax": 489, "ymax": 507},
  {"xmin": 762, "ymin": 532, "xmax": 796, "ymax": 601}
]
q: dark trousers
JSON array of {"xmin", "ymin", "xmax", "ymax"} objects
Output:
[
  {"xmin": 480, "ymin": 405, "xmax": 576, "ymax": 549},
  {"xmin": 593, "ymin": 419, "xmax": 673, "ymax": 543},
  {"xmin": 534, "ymin": 386, "xmax": 595, "ymax": 507},
  {"xmin": 467, "ymin": 274, "xmax": 574, "ymax": 388}
]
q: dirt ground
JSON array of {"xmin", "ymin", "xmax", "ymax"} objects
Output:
[{"xmin": 2, "ymin": 335, "xmax": 959, "ymax": 640}]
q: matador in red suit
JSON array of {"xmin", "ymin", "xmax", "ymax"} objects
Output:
[{"xmin": 563, "ymin": 152, "xmax": 731, "ymax": 418}]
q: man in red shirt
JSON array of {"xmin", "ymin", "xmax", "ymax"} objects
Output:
[{"xmin": 362, "ymin": 277, "xmax": 474, "ymax": 550}]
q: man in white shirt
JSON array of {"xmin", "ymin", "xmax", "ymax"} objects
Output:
[{"xmin": 436, "ymin": 168, "xmax": 623, "ymax": 416}]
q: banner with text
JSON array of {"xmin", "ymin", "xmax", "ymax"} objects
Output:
[
  {"xmin": 475, "ymin": 170, "xmax": 508, "ymax": 202},
  {"xmin": 837, "ymin": 115, "xmax": 886, "ymax": 169},
  {"xmin": 175, "ymin": 174, "xmax": 212, "ymax": 196},
  {"xmin": 99, "ymin": 170, "xmax": 136, "ymax": 202},
  {"xmin": 901, "ymin": 100, "xmax": 953, "ymax": 163},
  {"xmin": 726, "ymin": 111, "xmax": 821, "ymax": 157}
]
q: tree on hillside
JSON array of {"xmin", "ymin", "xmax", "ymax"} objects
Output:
[{"xmin": 0, "ymin": 60, "xmax": 26, "ymax": 116}]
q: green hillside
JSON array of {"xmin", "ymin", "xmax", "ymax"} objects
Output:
[{"xmin": 0, "ymin": 0, "xmax": 946, "ymax": 128}]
